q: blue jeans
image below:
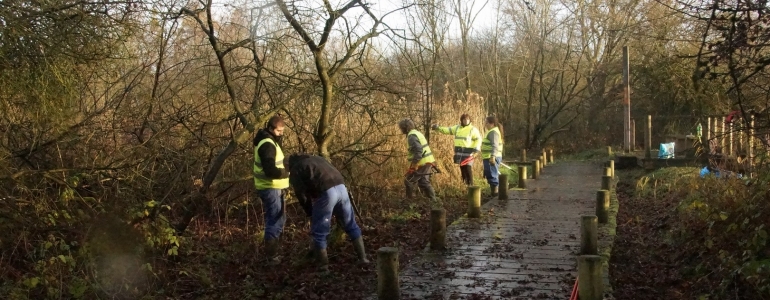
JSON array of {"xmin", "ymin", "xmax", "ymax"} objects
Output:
[
  {"xmin": 483, "ymin": 157, "xmax": 502, "ymax": 187},
  {"xmin": 258, "ymin": 189, "xmax": 285, "ymax": 241},
  {"xmin": 311, "ymin": 184, "xmax": 362, "ymax": 249}
]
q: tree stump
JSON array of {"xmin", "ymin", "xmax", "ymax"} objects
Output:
[
  {"xmin": 430, "ymin": 209, "xmax": 446, "ymax": 251},
  {"xmin": 377, "ymin": 247, "xmax": 400, "ymax": 300}
]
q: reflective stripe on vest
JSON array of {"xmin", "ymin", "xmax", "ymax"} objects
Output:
[
  {"xmin": 407, "ymin": 130, "xmax": 435, "ymax": 166},
  {"xmin": 481, "ymin": 127, "xmax": 502, "ymax": 159},
  {"xmin": 452, "ymin": 125, "xmax": 478, "ymax": 157},
  {"xmin": 253, "ymin": 138, "xmax": 290, "ymax": 190}
]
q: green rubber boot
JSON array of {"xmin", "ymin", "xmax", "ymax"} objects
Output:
[{"xmin": 352, "ymin": 237, "xmax": 370, "ymax": 264}]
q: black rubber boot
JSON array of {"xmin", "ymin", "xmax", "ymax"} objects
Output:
[
  {"xmin": 352, "ymin": 237, "xmax": 370, "ymax": 264},
  {"xmin": 312, "ymin": 246, "xmax": 330, "ymax": 273},
  {"xmin": 405, "ymin": 186, "xmax": 415, "ymax": 199},
  {"xmin": 264, "ymin": 239, "xmax": 281, "ymax": 266}
]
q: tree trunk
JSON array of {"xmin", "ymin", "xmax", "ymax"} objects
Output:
[{"xmin": 315, "ymin": 52, "xmax": 334, "ymax": 160}]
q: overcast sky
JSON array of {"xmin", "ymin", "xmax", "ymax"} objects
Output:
[
  {"xmin": 374, "ymin": 0, "xmax": 500, "ymax": 36},
  {"xmin": 208, "ymin": 0, "xmax": 502, "ymax": 55}
]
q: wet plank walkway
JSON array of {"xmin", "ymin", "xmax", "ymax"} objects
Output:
[{"xmin": 400, "ymin": 161, "xmax": 600, "ymax": 299}]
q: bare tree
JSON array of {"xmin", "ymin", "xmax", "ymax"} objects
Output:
[
  {"xmin": 396, "ymin": 0, "xmax": 451, "ymax": 140},
  {"xmin": 273, "ymin": 0, "xmax": 386, "ymax": 159},
  {"xmin": 175, "ymin": 0, "xmax": 295, "ymax": 232},
  {"xmin": 451, "ymin": 0, "xmax": 490, "ymax": 97}
]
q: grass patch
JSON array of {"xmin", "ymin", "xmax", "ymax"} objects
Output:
[
  {"xmin": 633, "ymin": 167, "xmax": 700, "ymax": 199},
  {"xmin": 384, "ymin": 204, "xmax": 422, "ymax": 223}
]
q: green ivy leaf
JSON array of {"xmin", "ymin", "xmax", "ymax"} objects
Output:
[
  {"xmin": 68, "ymin": 281, "xmax": 87, "ymax": 298},
  {"xmin": 719, "ymin": 212, "xmax": 728, "ymax": 221},
  {"xmin": 24, "ymin": 277, "xmax": 40, "ymax": 288}
]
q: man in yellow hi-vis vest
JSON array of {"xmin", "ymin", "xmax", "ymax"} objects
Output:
[
  {"xmin": 432, "ymin": 114, "xmax": 482, "ymax": 185},
  {"xmin": 399, "ymin": 119, "xmax": 438, "ymax": 202},
  {"xmin": 253, "ymin": 115, "xmax": 290, "ymax": 265},
  {"xmin": 481, "ymin": 115, "xmax": 504, "ymax": 196}
]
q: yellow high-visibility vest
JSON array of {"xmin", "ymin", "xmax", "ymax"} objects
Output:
[
  {"xmin": 407, "ymin": 129, "xmax": 435, "ymax": 166},
  {"xmin": 436, "ymin": 124, "xmax": 481, "ymax": 163},
  {"xmin": 481, "ymin": 127, "xmax": 503, "ymax": 159},
  {"xmin": 253, "ymin": 138, "xmax": 290, "ymax": 190}
]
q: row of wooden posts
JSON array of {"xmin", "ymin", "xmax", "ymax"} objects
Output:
[
  {"xmin": 375, "ymin": 149, "xmax": 556, "ymax": 299},
  {"xmin": 575, "ymin": 159, "xmax": 615, "ymax": 300},
  {"xmin": 626, "ymin": 114, "xmax": 757, "ymax": 160},
  {"xmin": 703, "ymin": 115, "xmax": 757, "ymax": 158}
]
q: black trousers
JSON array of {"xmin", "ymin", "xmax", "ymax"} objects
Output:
[{"xmin": 460, "ymin": 165, "xmax": 473, "ymax": 185}]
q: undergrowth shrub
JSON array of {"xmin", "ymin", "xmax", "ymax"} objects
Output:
[
  {"xmin": 635, "ymin": 166, "xmax": 770, "ymax": 298},
  {"xmin": 0, "ymin": 88, "xmax": 494, "ymax": 298},
  {"xmin": 0, "ymin": 170, "xmax": 184, "ymax": 299}
]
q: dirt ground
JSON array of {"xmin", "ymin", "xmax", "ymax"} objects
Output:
[{"xmin": 609, "ymin": 177, "xmax": 688, "ymax": 299}]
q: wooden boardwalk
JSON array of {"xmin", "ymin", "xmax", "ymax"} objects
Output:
[{"xmin": 399, "ymin": 161, "xmax": 601, "ymax": 299}]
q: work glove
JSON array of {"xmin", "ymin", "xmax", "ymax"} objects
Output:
[
  {"xmin": 489, "ymin": 157, "xmax": 497, "ymax": 166},
  {"xmin": 431, "ymin": 124, "xmax": 438, "ymax": 130},
  {"xmin": 406, "ymin": 167, "xmax": 416, "ymax": 176}
]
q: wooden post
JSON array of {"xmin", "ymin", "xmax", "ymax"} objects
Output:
[
  {"xmin": 728, "ymin": 121, "xmax": 734, "ymax": 156},
  {"xmin": 518, "ymin": 166, "xmax": 527, "ymax": 189},
  {"xmin": 580, "ymin": 216, "xmax": 598, "ymax": 255},
  {"xmin": 604, "ymin": 167, "xmax": 612, "ymax": 177},
  {"xmin": 736, "ymin": 121, "xmax": 741, "ymax": 154},
  {"xmin": 521, "ymin": 149, "xmax": 527, "ymax": 162},
  {"xmin": 499, "ymin": 174, "xmax": 508, "ymax": 200},
  {"xmin": 609, "ymin": 160, "xmax": 615, "ymax": 178},
  {"xmin": 749, "ymin": 115, "xmax": 755, "ymax": 177},
  {"xmin": 706, "ymin": 117, "xmax": 711, "ymax": 141},
  {"xmin": 714, "ymin": 116, "xmax": 721, "ymax": 153},
  {"xmin": 720, "ymin": 117, "xmax": 726, "ymax": 154},
  {"xmin": 541, "ymin": 150, "xmax": 547, "ymax": 166},
  {"xmin": 607, "ymin": 146, "xmax": 612, "ymax": 156},
  {"xmin": 467, "ymin": 186, "xmax": 481, "ymax": 218},
  {"xmin": 706, "ymin": 117, "xmax": 712, "ymax": 154},
  {"xmin": 645, "ymin": 115, "xmax": 652, "ymax": 159},
  {"xmin": 430, "ymin": 209, "xmax": 446, "ymax": 251},
  {"xmin": 631, "ymin": 118, "xmax": 636, "ymax": 151},
  {"xmin": 537, "ymin": 156, "xmax": 542, "ymax": 172},
  {"xmin": 377, "ymin": 247, "xmax": 400, "ymax": 300},
  {"xmin": 602, "ymin": 175, "xmax": 612, "ymax": 191},
  {"xmin": 578, "ymin": 255, "xmax": 603, "ymax": 300},
  {"xmin": 596, "ymin": 190, "xmax": 610, "ymax": 224},
  {"xmin": 623, "ymin": 46, "xmax": 631, "ymax": 153},
  {"xmin": 533, "ymin": 159, "xmax": 540, "ymax": 179},
  {"xmin": 548, "ymin": 149, "xmax": 554, "ymax": 163}
]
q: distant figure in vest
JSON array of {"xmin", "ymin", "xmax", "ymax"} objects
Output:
[
  {"xmin": 253, "ymin": 115, "xmax": 290, "ymax": 265},
  {"xmin": 287, "ymin": 154, "xmax": 369, "ymax": 271},
  {"xmin": 399, "ymin": 119, "xmax": 438, "ymax": 202},
  {"xmin": 482, "ymin": 115, "xmax": 504, "ymax": 196},
  {"xmin": 432, "ymin": 114, "xmax": 482, "ymax": 185}
]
